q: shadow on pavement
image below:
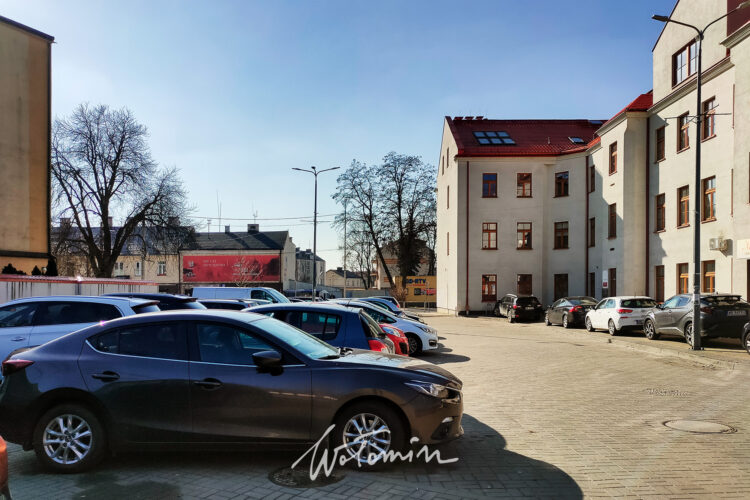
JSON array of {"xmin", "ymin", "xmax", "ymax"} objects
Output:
[{"xmin": 420, "ymin": 346, "xmax": 471, "ymax": 364}]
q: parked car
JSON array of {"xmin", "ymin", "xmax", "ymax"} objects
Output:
[
  {"xmin": 494, "ymin": 294, "xmax": 544, "ymax": 322},
  {"xmin": 371, "ymin": 296, "xmax": 400, "ymax": 308},
  {"xmin": 545, "ymin": 296, "xmax": 598, "ymax": 328},
  {"xmin": 190, "ymin": 287, "xmax": 289, "ymax": 303},
  {"xmin": 0, "ymin": 296, "xmax": 159, "ymax": 363},
  {"xmin": 357, "ymin": 297, "xmax": 423, "ymax": 323},
  {"xmin": 244, "ymin": 303, "xmax": 395, "ymax": 353},
  {"xmin": 330, "ymin": 299, "xmax": 438, "ymax": 355},
  {"xmin": 104, "ymin": 293, "xmax": 206, "ymax": 311},
  {"xmin": 643, "ymin": 294, "xmax": 750, "ymax": 347},
  {"xmin": 198, "ymin": 299, "xmax": 270, "ymax": 310},
  {"xmin": 379, "ymin": 324, "xmax": 409, "ymax": 356},
  {"xmin": 585, "ymin": 296, "xmax": 657, "ymax": 335},
  {"xmin": 0, "ymin": 310, "xmax": 463, "ymax": 472},
  {"xmin": 742, "ymin": 322, "xmax": 750, "ymax": 355},
  {"xmin": 0, "ymin": 436, "xmax": 9, "ymax": 499}
]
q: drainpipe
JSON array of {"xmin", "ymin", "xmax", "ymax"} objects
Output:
[
  {"xmin": 645, "ymin": 115, "xmax": 651, "ymax": 297},
  {"xmin": 585, "ymin": 155, "xmax": 590, "ymax": 295},
  {"xmin": 465, "ymin": 161, "xmax": 470, "ymax": 314}
]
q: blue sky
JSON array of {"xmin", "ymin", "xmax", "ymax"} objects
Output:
[{"xmin": 4, "ymin": 0, "xmax": 675, "ymax": 270}]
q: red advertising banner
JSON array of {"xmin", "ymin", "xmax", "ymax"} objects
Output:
[{"xmin": 182, "ymin": 255, "xmax": 280, "ymax": 283}]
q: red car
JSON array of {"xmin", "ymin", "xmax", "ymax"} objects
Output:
[
  {"xmin": 1, "ymin": 436, "xmax": 9, "ymax": 499},
  {"xmin": 380, "ymin": 324, "xmax": 409, "ymax": 356}
]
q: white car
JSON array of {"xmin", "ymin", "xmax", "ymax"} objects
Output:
[
  {"xmin": 584, "ymin": 296, "xmax": 658, "ymax": 335},
  {"xmin": 0, "ymin": 295, "xmax": 159, "ymax": 362}
]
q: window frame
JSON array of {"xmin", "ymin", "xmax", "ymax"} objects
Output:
[
  {"xmin": 517, "ymin": 274, "xmax": 532, "ymax": 296},
  {"xmin": 655, "ymin": 265, "xmax": 665, "ymax": 303},
  {"xmin": 588, "ymin": 165, "xmax": 595, "ymax": 193},
  {"xmin": 701, "ymin": 260, "xmax": 716, "ymax": 293},
  {"xmin": 482, "ymin": 222, "xmax": 498, "ymax": 250},
  {"xmin": 609, "ymin": 142, "xmax": 617, "ymax": 175},
  {"xmin": 481, "ymin": 274, "xmax": 497, "ymax": 303},
  {"xmin": 702, "ymin": 98, "xmax": 716, "ymax": 140},
  {"xmin": 655, "ymin": 126, "xmax": 666, "ymax": 161},
  {"xmin": 702, "ymin": 176, "xmax": 716, "ymax": 221},
  {"xmin": 655, "ymin": 193, "xmax": 666, "ymax": 232},
  {"xmin": 588, "ymin": 217, "xmax": 595, "ymax": 247},
  {"xmin": 608, "ymin": 203, "xmax": 617, "ymax": 239},
  {"xmin": 516, "ymin": 172, "xmax": 532, "ymax": 198},
  {"xmin": 672, "ymin": 41, "xmax": 697, "ymax": 86},
  {"xmin": 516, "ymin": 222, "xmax": 532, "ymax": 250},
  {"xmin": 482, "ymin": 173, "xmax": 497, "ymax": 198},
  {"xmin": 554, "ymin": 171, "xmax": 569, "ymax": 197},
  {"xmin": 678, "ymin": 185, "xmax": 690, "ymax": 227},
  {"xmin": 677, "ymin": 263, "xmax": 689, "ymax": 294},
  {"xmin": 678, "ymin": 113, "xmax": 690, "ymax": 152},
  {"xmin": 554, "ymin": 221, "xmax": 569, "ymax": 250}
]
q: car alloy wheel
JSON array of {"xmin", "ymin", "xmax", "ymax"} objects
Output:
[
  {"xmin": 544, "ymin": 313, "xmax": 551, "ymax": 326},
  {"xmin": 644, "ymin": 320, "xmax": 659, "ymax": 340},
  {"xmin": 585, "ymin": 317, "xmax": 593, "ymax": 332},
  {"xmin": 342, "ymin": 412, "xmax": 392, "ymax": 464},
  {"xmin": 684, "ymin": 322, "xmax": 694, "ymax": 347},
  {"xmin": 406, "ymin": 334, "xmax": 421, "ymax": 356},
  {"xmin": 562, "ymin": 314, "xmax": 569, "ymax": 329},
  {"xmin": 33, "ymin": 404, "xmax": 106, "ymax": 472},
  {"xmin": 743, "ymin": 332, "xmax": 750, "ymax": 355},
  {"xmin": 608, "ymin": 319, "xmax": 618, "ymax": 336}
]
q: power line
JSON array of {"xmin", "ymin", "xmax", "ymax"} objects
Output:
[{"xmin": 192, "ymin": 213, "xmax": 338, "ymax": 221}]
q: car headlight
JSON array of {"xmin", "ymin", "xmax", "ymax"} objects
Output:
[
  {"xmin": 405, "ymin": 380, "xmax": 449, "ymax": 398},
  {"xmin": 417, "ymin": 324, "xmax": 431, "ymax": 333}
]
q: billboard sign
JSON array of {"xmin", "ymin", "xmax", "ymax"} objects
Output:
[{"xmin": 182, "ymin": 255, "xmax": 280, "ymax": 283}]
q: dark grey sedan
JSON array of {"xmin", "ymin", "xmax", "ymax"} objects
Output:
[
  {"xmin": 643, "ymin": 294, "xmax": 750, "ymax": 346},
  {"xmin": 0, "ymin": 310, "xmax": 463, "ymax": 473}
]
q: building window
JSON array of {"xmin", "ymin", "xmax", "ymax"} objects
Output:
[
  {"xmin": 655, "ymin": 265, "xmax": 665, "ymax": 302},
  {"xmin": 482, "ymin": 222, "xmax": 497, "ymax": 249},
  {"xmin": 588, "ymin": 218, "xmax": 595, "ymax": 247},
  {"xmin": 655, "ymin": 126, "xmax": 666, "ymax": 161},
  {"xmin": 517, "ymin": 222, "xmax": 532, "ymax": 250},
  {"xmin": 554, "ymin": 171, "xmax": 569, "ymax": 197},
  {"xmin": 554, "ymin": 274, "xmax": 568, "ymax": 301},
  {"xmin": 655, "ymin": 194, "xmax": 666, "ymax": 231},
  {"xmin": 474, "ymin": 131, "xmax": 516, "ymax": 145},
  {"xmin": 482, "ymin": 173, "xmax": 497, "ymax": 198},
  {"xmin": 677, "ymin": 263, "xmax": 689, "ymax": 294},
  {"xmin": 678, "ymin": 113, "xmax": 690, "ymax": 151},
  {"xmin": 608, "ymin": 268, "xmax": 617, "ymax": 297},
  {"xmin": 673, "ymin": 41, "xmax": 697, "ymax": 85},
  {"xmin": 702, "ymin": 176, "xmax": 716, "ymax": 221},
  {"xmin": 608, "ymin": 203, "xmax": 616, "ymax": 238},
  {"xmin": 702, "ymin": 260, "xmax": 715, "ymax": 293},
  {"xmin": 157, "ymin": 261, "xmax": 167, "ymax": 276},
  {"xmin": 482, "ymin": 274, "xmax": 497, "ymax": 302},
  {"xmin": 114, "ymin": 262, "xmax": 124, "ymax": 272},
  {"xmin": 134, "ymin": 261, "xmax": 142, "ymax": 277},
  {"xmin": 589, "ymin": 165, "xmax": 595, "ymax": 193},
  {"xmin": 609, "ymin": 143, "xmax": 617, "ymax": 174},
  {"xmin": 588, "ymin": 272, "xmax": 595, "ymax": 297},
  {"xmin": 678, "ymin": 185, "xmax": 690, "ymax": 227},
  {"xmin": 516, "ymin": 173, "xmax": 532, "ymax": 197},
  {"xmin": 554, "ymin": 221, "xmax": 569, "ymax": 249},
  {"xmin": 702, "ymin": 98, "xmax": 716, "ymax": 139},
  {"xmin": 517, "ymin": 274, "xmax": 532, "ymax": 295}
]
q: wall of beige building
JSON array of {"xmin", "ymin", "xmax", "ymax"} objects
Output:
[
  {"xmin": 0, "ymin": 21, "xmax": 51, "ymax": 273},
  {"xmin": 436, "ymin": 121, "xmax": 461, "ymax": 313}
]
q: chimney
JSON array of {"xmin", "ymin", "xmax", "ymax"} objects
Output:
[
  {"xmin": 224, "ymin": 225, "xmax": 231, "ymax": 233},
  {"xmin": 107, "ymin": 216, "xmax": 113, "ymax": 227},
  {"xmin": 247, "ymin": 224, "xmax": 259, "ymax": 234}
]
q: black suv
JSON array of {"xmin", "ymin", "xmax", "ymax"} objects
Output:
[
  {"xmin": 104, "ymin": 293, "xmax": 206, "ymax": 311},
  {"xmin": 494, "ymin": 294, "xmax": 544, "ymax": 322}
]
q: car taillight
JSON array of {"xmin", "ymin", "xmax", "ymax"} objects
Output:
[
  {"xmin": 570, "ymin": 305, "xmax": 583, "ymax": 312},
  {"xmin": 700, "ymin": 306, "xmax": 713, "ymax": 315},
  {"xmin": 512, "ymin": 304, "xmax": 518, "ymax": 309},
  {"xmin": 367, "ymin": 339, "xmax": 390, "ymax": 352},
  {"xmin": 617, "ymin": 309, "xmax": 633, "ymax": 314},
  {"xmin": 1, "ymin": 359, "xmax": 34, "ymax": 376}
]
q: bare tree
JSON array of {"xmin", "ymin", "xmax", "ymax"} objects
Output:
[
  {"xmin": 342, "ymin": 223, "xmax": 375, "ymax": 289},
  {"xmin": 51, "ymin": 104, "xmax": 192, "ymax": 278}
]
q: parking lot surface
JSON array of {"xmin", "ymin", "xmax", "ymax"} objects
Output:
[{"xmin": 6, "ymin": 314, "xmax": 750, "ymax": 499}]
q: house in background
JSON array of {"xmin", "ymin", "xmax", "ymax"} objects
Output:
[
  {"xmin": 0, "ymin": 16, "xmax": 53, "ymax": 274},
  {"xmin": 325, "ymin": 267, "xmax": 365, "ymax": 289}
]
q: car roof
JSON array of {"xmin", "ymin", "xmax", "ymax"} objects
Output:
[
  {"xmin": 105, "ymin": 293, "xmax": 197, "ymax": 303},
  {"xmin": 4, "ymin": 295, "xmax": 157, "ymax": 306},
  {"xmin": 246, "ymin": 302, "xmax": 352, "ymax": 314},
  {"xmin": 610, "ymin": 296, "xmax": 653, "ymax": 300}
]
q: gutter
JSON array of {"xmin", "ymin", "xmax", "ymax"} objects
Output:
[
  {"xmin": 645, "ymin": 115, "xmax": 651, "ymax": 297},
  {"xmin": 465, "ymin": 161, "xmax": 470, "ymax": 314},
  {"xmin": 585, "ymin": 155, "xmax": 590, "ymax": 296}
]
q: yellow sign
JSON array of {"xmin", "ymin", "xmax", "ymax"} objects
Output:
[{"xmin": 395, "ymin": 276, "xmax": 436, "ymax": 303}]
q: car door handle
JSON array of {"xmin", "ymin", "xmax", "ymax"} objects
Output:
[
  {"xmin": 92, "ymin": 371, "xmax": 120, "ymax": 382},
  {"xmin": 11, "ymin": 336, "xmax": 26, "ymax": 342},
  {"xmin": 194, "ymin": 378, "xmax": 222, "ymax": 389}
]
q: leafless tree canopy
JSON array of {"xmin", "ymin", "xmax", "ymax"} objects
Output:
[
  {"xmin": 51, "ymin": 104, "xmax": 192, "ymax": 278},
  {"xmin": 333, "ymin": 153, "xmax": 436, "ymax": 287}
]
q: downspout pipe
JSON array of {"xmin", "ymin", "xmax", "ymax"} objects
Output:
[{"xmin": 465, "ymin": 161, "xmax": 470, "ymax": 314}]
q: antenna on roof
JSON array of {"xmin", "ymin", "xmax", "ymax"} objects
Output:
[{"xmin": 547, "ymin": 137, "xmax": 551, "ymax": 145}]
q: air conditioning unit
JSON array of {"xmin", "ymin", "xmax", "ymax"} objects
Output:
[{"xmin": 709, "ymin": 237, "xmax": 728, "ymax": 251}]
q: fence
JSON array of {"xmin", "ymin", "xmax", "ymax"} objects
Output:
[{"xmin": 0, "ymin": 275, "xmax": 159, "ymax": 304}]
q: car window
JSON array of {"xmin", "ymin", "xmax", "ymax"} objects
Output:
[
  {"xmin": 595, "ymin": 300, "xmax": 607, "ymax": 309},
  {"xmin": 604, "ymin": 299, "xmax": 615, "ymax": 309},
  {"xmin": 676, "ymin": 296, "xmax": 691, "ymax": 307},
  {"xmin": 90, "ymin": 323, "xmax": 187, "ymax": 360},
  {"xmin": 662, "ymin": 296, "xmax": 680, "ymax": 309},
  {"xmin": 702, "ymin": 296, "xmax": 744, "ymax": 306},
  {"xmin": 551, "ymin": 300, "xmax": 561, "ymax": 308},
  {"xmin": 252, "ymin": 317, "xmax": 338, "ymax": 360},
  {"xmin": 285, "ymin": 311, "xmax": 341, "ymax": 341},
  {"xmin": 34, "ymin": 302, "xmax": 121, "ymax": 326},
  {"xmin": 196, "ymin": 323, "xmax": 273, "ymax": 365},
  {"xmin": 0, "ymin": 303, "xmax": 37, "ymax": 328},
  {"xmin": 132, "ymin": 303, "xmax": 160, "ymax": 314},
  {"xmin": 359, "ymin": 312, "xmax": 386, "ymax": 339},
  {"xmin": 251, "ymin": 290, "xmax": 264, "ymax": 300},
  {"xmin": 516, "ymin": 297, "xmax": 540, "ymax": 306},
  {"xmin": 621, "ymin": 299, "xmax": 657, "ymax": 308}
]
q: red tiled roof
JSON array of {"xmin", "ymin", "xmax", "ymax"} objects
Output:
[
  {"xmin": 599, "ymin": 91, "xmax": 653, "ymax": 129},
  {"xmin": 448, "ymin": 118, "xmax": 604, "ymax": 157}
]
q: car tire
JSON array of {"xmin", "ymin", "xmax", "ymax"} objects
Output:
[
  {"xmin": 332, "ymin": 402, "xmax": 406, "ymax": 470},
  {"xmin": 493, "ymin": 305, "xmax": 500, "ymax": 317},
  {"xmin": 643, "ymin": 320, "xmax": 660, "ymax": 340},
  {"xmin": 405, "ymin": 334, "xmax": 422, "ymax": 356},
  {"xmin": 585, "ymin": 317, "xmax": 594, "ymax": 332},
  {"xmin": 743, "ymin": 331, "xmax": 750, "ymax": 355},
  {"xmin": 544, "ymin": 313, "xmax": 551, "ymax": 326},
  {"xmin": 508, "ymin": 312, "xmax": 514, "ymax": 323},
  {"xmin": 562, "ymin": 314, "xmax": 570, "ymax": 329},
  {"xmin": 608, "ymin": 319, "xmax": 618, "ymax": 336},
  {"xmin": 684, "ymin": 322, "xmax": 695, "ymax": 347},
  {"xmin": 33, "ymin": 403, "xmax": 107, "ymax": 473}
]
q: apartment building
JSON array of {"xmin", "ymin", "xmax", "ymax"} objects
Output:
[{"xmin": 437, "ymin": 0, "xmax": 750, "ymax": 314}]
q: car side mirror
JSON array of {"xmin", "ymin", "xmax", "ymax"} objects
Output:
[{"xmin": 252, "ymin": 350, "xmax": 282, "ymax": 371}]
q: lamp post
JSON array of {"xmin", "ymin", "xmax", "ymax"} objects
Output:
[
  {"xmin": 652, "ymin": 1, "xmax": 750, "ymax": 350},
  {"xmin": 292, "ymin": 166, "xmax": 339, "ymax": 301}
]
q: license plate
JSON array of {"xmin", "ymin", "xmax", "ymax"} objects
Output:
[
  {"xmin": 526, "ymin": 306, "xmax": 534, "ymax": 310},
  {"xmin": 728, "ymin": 310, "xmax": 747, "ymax": 316}
]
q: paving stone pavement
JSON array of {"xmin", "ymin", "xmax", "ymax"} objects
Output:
[{"xmin": 5, "ymin": 315, "xmax": 750, "ymax": 499}]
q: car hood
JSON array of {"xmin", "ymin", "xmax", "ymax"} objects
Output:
[{"xmin": 327, "ymin": 350, "xmax": 462, "ymax": 388}]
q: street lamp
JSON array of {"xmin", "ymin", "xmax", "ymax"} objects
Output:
[
  {"xmin": 292, "ymin": 165, "xmax": 340, "ymax": 301},
  {"xmin": 652, "ymin": 0, "xmax": 750, "ymax": 350}
]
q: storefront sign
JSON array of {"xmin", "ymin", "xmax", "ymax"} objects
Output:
[{"xmin": 182, "ymin": 255, "xmax": 280, "ymax": 282}]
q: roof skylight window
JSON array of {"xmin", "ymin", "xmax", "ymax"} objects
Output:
[
  {"xmin": 569, "ymin": 137, "xmax": 585, "ymax": 144},
  {"xmin": 473, "ymin": 131, "xmax": 515, "ymax": 145}
]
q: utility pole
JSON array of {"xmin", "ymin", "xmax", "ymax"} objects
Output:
[{"xmin": 343, "ymin": 200, "xmax": 347, "ymax": 299}]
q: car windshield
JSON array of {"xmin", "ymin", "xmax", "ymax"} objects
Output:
[
  {"xmin": 264, "ymin": 288, "xmax": 290, "ymax": 303},
  {"xmin": 569, "ymin": 298, "xmax": 597, "ymax": 305},
  {"xmin": 621, "ymin": 299, "xmax": 657, "ymax": 308},
  {"xmin": 365, "ymin": 300, "xmax": 393, "ymax": 313},
  {"xmin": 702, "ymin": 295, "xmax": 744, "ymax": 306},
  {"xmin": 132, "ymin": 304, "xmax": 161, "ymax": 314},
  {"xmin": 516, "ymin": 297, "xmax": 540, "ymax": 306},
  {"xmin": 359, "ymin": 311, "xmax": 386, "ymax": 338},
  {"xmin": 253, "ymin": 317, "xmax": 337, "ymax": 359}
]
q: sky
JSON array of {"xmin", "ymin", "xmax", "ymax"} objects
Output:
[{"xmin": 4, "ymin": 0, "xmax": 676, "ymax": 270}]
